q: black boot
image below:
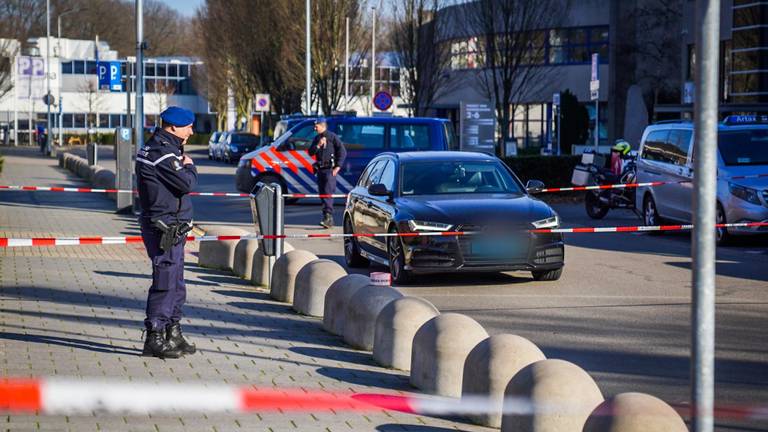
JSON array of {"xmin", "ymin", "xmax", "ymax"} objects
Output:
[
  {"xmin": 320, "ymin": 213, "xmax": 334, "ymax": 229},
  {"xmin": 142, "ymin": 328, "xmax": 183, "ymax": 359},
  {"xmin": 166, "ymin": 323, "xmax": 196, "ymax": 355}
]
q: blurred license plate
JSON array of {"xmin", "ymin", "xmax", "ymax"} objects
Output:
[{"xmin": 471, "ymin": 239, "xmax": 519, "ymax": 256}]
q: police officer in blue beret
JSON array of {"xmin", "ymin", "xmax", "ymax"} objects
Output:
[
  {"xmin": 308, "ymin": 118, "xmax": 346, "ymax": 228},
  {"xmin": 136, "ymin": 106, "xmax": 198, "ymax": 359}
]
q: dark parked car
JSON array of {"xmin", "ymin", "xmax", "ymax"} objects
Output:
[
  {"xmin": 222, "ymin": 132, "xmax": 260, "ymax": 164},
  {"xmin": 343, "ymin": 151, "xmax": 565, "ymax": 284}
]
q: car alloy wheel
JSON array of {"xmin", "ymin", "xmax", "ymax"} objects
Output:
[
  {"xmin": 644, "ymin": 196, "xmax": 658, "ymax": 226},
  {"xmin": 343, "ymin": 218, "xmax": 367, "ymax": 268},
  {"xmin": 387, "ymin": 228, "xmax": 411, "ymax": 284},
  {"xmin": 716, "ymin": 205, "xmax": 731, "ymax": 246}
]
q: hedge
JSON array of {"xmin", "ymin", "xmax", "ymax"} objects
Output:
[{"xmin": 502, "ymin": 155, "xmax": 580, "ymax": 189}]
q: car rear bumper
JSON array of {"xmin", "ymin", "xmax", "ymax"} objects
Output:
[{"xmin": 401, "ymin": 232, "xmax": 564, "ymax": 273}]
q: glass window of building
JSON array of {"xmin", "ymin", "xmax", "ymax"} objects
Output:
[
  {"xmin": 74, "ymin": 114, "xmax": 85, "ymax": 128},
  {"xmin": 145, "ymin": 63, "xmax": 155, "ymax": 77},
  {"xmin": 62, "ymin": 61, "xmax": 73, "ymax": 74},
  {"xmin": 109, "ymin": 114, "xmax": 121, "ymax": 127},
  {"xmin": 86, "ymin": 61, "xmax": 97, "ymax": 75},
  {"xmin": 62, "ymin": 114, "xmax": 74, "ymax": 128},
  {"xmin": 99, "ymin": 115, "xmax": 108, "ymax": 128},
  {"xmin": 169, "ymin": 63, "xmax": 178, "ymax": 77},
  {"xmin": 157, "ymin": 63, "xmax": 167, "ymax": 77},
  {"xmin": 74, "ymin": 61, "xmax": 85, "ymax": 74},
  {"xmin": 179, "ymin": 64, "xmax": 188, "ymax": 78}
]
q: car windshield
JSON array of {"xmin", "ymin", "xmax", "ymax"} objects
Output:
[
  {"xmin": 232, "ymin": 134, "xmax": 260, "ymax": 145},
  {"xmin": 400, "ymin": 160, "xmax": 523, "ymax": 195},
  {"xmin": 719, "ymin": 129, "xmax": 768, "ymax": 166}
]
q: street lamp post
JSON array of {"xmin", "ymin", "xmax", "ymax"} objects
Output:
[
  {"xmin": 305, "ymin": 0, "xmax": 311, "ymax": 114},
  {"xmin": 45, "ymin": 0, "xmax": 51, "ymax": 155},
  {"xmin": 57, "ymin": 9, "xmax": 78, "ymax": 149},
  {"xmin": 370, "ymin": 7, "xmax": 376, "ymax": 114}
]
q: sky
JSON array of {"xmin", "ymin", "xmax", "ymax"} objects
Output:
[{"xmin": 163, "ymin": 0, "xmax": 204, "ymax": 18}]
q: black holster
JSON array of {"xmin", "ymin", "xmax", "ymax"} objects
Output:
[{"xmin": 153, "ymin": 220, "xmax": 194, "ymax": 252}]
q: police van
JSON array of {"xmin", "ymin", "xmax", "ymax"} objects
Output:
[
  {"xmin": 235, "ymin": 116, "xmax": 457, "ymax": 198},
  {"xmin": 635, "ymin": 115, "xmax": 768, "ymax": 245}
]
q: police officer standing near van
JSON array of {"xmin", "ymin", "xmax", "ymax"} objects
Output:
[
  {"xmin": 308, "ymin": 119, "xmax": 346, "ymax": 228},
  {"xmin": 136, "ymin": 106, "xmax": 198, "ymax": 359}
]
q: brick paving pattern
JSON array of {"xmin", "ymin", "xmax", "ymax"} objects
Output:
[{"xmin": 0, "ymin": 147, "xmax": 491, "ymax": 432}]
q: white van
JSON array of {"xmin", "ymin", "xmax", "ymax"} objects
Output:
[{"xmin": 635, "ymin": 115, "xmax": 768, "ymax": 245}]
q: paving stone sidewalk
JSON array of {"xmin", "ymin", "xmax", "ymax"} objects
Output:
[{"xmin": 0, "ymin": 147, "xmax": 492, "ymax": 432}]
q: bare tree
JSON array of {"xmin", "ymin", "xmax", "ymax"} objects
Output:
[
  {"xmin": 310, "ymin": 0, "xmax": 370, "ymax": 114},
  {"xmin": 469, "ymin": 0, "xmax": 562, "ymax": 155},
  {"xmin": 153, "ymin": 79, "xmax": 177, "ymax": 112},
  {"xmin": 77, "ymin": 79, "xmax": 105, "ymax": 144},
  {"xmin": 629, "ymin": 0, "xmax": 683, "ymax": 111},
  {"xmin": 390, "ymin": 0, "xmax": 452, "ymax": 116}
]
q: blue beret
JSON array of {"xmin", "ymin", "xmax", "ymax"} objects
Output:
[{"xmin": 160, "ymin": 106, "xmax": 195, "ymax": 127}]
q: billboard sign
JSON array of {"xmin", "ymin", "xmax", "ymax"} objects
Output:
[{"xmin": 459, "ymin": 101, "xmax": 496, "ymax": 152}]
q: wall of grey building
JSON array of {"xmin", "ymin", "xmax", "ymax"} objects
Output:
[{"xmin": 430, "ymin": 0, "xmax": 611, "ymax": 150}]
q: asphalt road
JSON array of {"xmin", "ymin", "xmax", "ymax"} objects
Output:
[{"xmin": 85, "ymin": 144, "xmax": 768, "ymax": 430}]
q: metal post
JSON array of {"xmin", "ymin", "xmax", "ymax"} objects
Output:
[
  {"xmin": 345, "ymin": 17, "xmax": 350, "ymax": 111},
  {"xmin": 305, "ymin": 0, "xmax": 311, "ymax": 114},
  {"xmin": 57, "ymin": 16, "xmax": 62, "ymax": 148},
  {"xmin": 274, "ymin": 182, "xmax": 284, "ymax": 259},
  {"xmin": 46, "ymin": 0, "xmax": 51, "ymax": 155},
  {"xmin": 136, "ymin": 0, "xmax": 145, "ymax": 151},
  {"xmin": 594, "ymin": 100, "xmax": 599, "ymax": 152},
  {"xmin": 370, "ymin": 8, "xmax": 376, "ymax": 114},
  {"xmin": 555, "ymin": 105, "xmax": 561, "ymax": 156},
  {"xmin": 12, "ymin": 54, "xmax": 18, "ymax": 146},
  {"xmin": 691, "ymin": 1, "xmax": 719, "ymax": 431}
]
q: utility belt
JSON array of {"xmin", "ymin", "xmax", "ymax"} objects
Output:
[
  {"xmin": 153, "ymin": 219, "xmax": 194, "ymax": 252},
  {"xmin": 313, "ymin": 159, "xmax": 335, "ymax": 172}
]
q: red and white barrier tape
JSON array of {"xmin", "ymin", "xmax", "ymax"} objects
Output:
[
  {"xmin": 282, "ymin": 193, "xmax": 348, "ymax": 199},
  {"xmin": 3, "ymin": 174, "xmax": 766, "ymax": 198},
  {"xmin": 0, "ymin": 185, "xmax": 249, "ymax": 198},
  {"xmin": 1, "ymin": 223, "xmax": 766, "ymax": 248},
  {"xmin": 1, "ymin": 378, "xmax": 765, "ymax": 420}
]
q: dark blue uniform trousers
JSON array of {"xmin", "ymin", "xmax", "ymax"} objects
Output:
[
  {"xmin": 316, "ymin": 168, "xmax": 336, "ymax": 215},
  {"xmin": 140, "ymin": 218, "xmax": 187, "ymax": 331}
]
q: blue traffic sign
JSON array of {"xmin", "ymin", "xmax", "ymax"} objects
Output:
[
  {"xmin": 98, "ymin": 61, "xmax": 122, "ymax": 92},
  {"xmin": 373, "ymin": 91, "xmax": 393, "ymax": 111}
]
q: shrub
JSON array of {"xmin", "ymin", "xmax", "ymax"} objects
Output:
[{"xmin": 502, "ymin": 155, "xmax": 581, "ymax": 189}]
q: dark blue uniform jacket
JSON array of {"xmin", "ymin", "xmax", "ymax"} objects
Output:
[
  {"xmin": 136, "ymin": 129, "xmax": 198, "ymax": 223},
  {"xmin": 308, "ymin": 131, "xmax": 347, "ymax": 169}
]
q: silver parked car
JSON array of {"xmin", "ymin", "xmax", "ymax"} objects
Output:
[{"xmin": 636, "ymin": 115, "xmax": 768, "ymax": 245}]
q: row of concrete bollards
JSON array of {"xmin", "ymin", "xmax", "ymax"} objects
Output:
[{"xmin": 197, "ymin": 236, "xmax": 689, "ymax": 432}]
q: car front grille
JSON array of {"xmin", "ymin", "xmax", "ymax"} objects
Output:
[{"xmin": 457, "ymin": 224, "xmax": 530, "ymax": 266}]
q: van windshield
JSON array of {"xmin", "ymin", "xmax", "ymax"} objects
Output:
[{"xmin": 719, "ymin": 129, "xmax": 768, "ymax": 166}]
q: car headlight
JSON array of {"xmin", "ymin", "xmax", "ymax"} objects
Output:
[
  {"xmin": 531, "ymin": 215, "xmax": 560, "ymax": 229},
  {"xmin": 407, "ymin": 220, "xmax": 453, "ymax": 232},
  {"xmin": 229, "ymin": 144, "xmax": 239, "ymax": 152},
  {"xmin": 238, "ymin": 158, "xmax": 249, "ymax": 168},
  {"xmin": 729, "ymin": 182, "xmax": 761, "ymax": 205}
]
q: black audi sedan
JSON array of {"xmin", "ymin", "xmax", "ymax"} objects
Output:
[{"xmin": 342, "ymin": 151, "xmax": 565, "ymax": 284}]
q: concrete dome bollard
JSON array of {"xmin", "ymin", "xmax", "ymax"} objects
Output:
[
  {"xmin": 410, "ymin": 313, "xmax": 488, "ymax": 397},
  {"xmin": 322, "ymin": 274, "xmax": 371, "ymax": 335},
  {"xmin": 583, "ymin": 392, "xmax": 687, "ymax": 432},
  {"xmin": 292, "ymin": 259, "xmax": 348, "ymax": 316},
  {"xmin": 249, "ymin": 242, "xmax": 294, "ymax": 287},
  {"xmin": 462, "ymin": 334, "xmax": 546, "ymax": 428},
  {"xmin": 373, "ymin": 296, "xmax": 439, "ymax": 371},
  {"xmin": 343, "ymin": 285, "xmax": 403, "ymax": 350},
  {"xmin": 270, "ymin": 250, "xmax": 318, "ymax": 303},
  {"xmin": 501, "ymin": 359, "xmax": 604, "ymax": 432},
  {"xmin": 197, "ymin": 226, "xmax": 250, "ymax": 270},
  {"xmin": 233, "ymin": 238, "xmax": 260, "ymax": 279}
]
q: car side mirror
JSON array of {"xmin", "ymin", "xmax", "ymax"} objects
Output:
[
  {"xmin": 525, "ymin": 179, "xmax": 545, "ymax": 194},
  {"xmin": 368, "ymin": 183, "xmax": 391, "ymax": 197}
]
